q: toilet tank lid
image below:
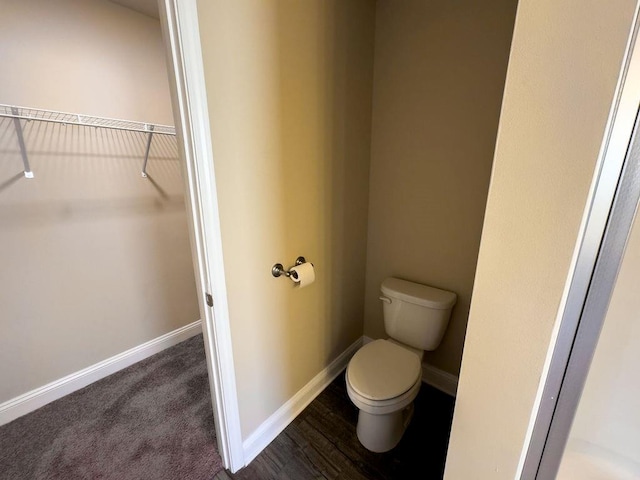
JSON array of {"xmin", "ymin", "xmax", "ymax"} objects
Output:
[{"xmin": 381, "ymin": 277, "xmax": 456, "ymax": 309}]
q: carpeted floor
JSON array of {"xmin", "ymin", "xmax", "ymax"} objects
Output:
[{"xmin": 0, "ymin": 334, "xmax": 223, "ymax": 480}]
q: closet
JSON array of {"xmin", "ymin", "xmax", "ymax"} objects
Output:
[{"xmin": 0, "ymin": 0, "xmax": 199, "ymax": 411}]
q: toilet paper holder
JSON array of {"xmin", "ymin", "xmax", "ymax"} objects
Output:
[{"xmin": 272, "ymin": 256, "xmax": 308, "ymax": 279}]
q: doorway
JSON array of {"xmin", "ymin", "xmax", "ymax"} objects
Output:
[{"xmin": 0, "ymin": 0, "xmax": 238, "ymax": 475}]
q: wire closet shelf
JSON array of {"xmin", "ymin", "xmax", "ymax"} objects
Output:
[
  {"xmin": 0, "ymin": 103, "xmax": 177, "ymax": 178},
  {"xmin": 0, "ymin": 104, "xmax": 176, "ymax": 135}
]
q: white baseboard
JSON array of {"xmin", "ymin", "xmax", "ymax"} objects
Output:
[
  {"xmin": 422, "ymin": 362, "xmax": 458, "ymax": 397},
  {"xmin": 242, "ymin": 336, "xmax": 363, "ymax": 466},
  {"xmin": 363, "ymin": 335, "xmax": 458, "ymax": 397},
  {"xmin": 0, "ymin": 320, "xmax": 202, "ymax": 426}
]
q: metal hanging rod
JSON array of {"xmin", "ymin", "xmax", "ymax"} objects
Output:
[{"xmin": 0, "ymin": 104, "xmax": 177, "ymax": 178}]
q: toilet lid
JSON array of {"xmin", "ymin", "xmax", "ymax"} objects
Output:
[{"xmin": 347, "ymin": 340, "xmax": 421, "ymax": 401}]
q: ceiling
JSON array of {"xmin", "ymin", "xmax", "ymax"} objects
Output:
[{"xmin": 108, "ymin": 0, "xmax": 159, "ymax": 19}]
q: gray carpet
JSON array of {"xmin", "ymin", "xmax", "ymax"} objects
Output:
[{"xmin": 0, "ymin": 334, "xmax": 223, "ymax": 480}]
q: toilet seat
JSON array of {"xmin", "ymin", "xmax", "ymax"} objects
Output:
[
  {"xmin": 346, "ymin": 372, "xmax": 421, "ymax": 415},
  {"xmin": 348, "ymin": 339, "xmax": 421, "ymax": 400},
  {"xmin": 346, "ymin": 339, "xmax": 422, "ymax": 415}
]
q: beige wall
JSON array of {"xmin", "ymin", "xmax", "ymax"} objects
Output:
[
  {"xmin": 0, "ymin": 0, "xmax": 173, "ymax": 125},
  {"xmin": 444, "ymin": 1, "xmax": 637, "ymax": 478},
  {"xmin": 559, "ymin": 209, "xmax": 640, "ymax": 474},
  {"xmin": 0, "ymin": 0, "xmax": 199, "ymax": 403},
  {"xmin": 363, "ymin": 0, "xmax": 518, "ymax": 376},
  {"xmin": 196, "ymin": 0, "xmax": 375, "ymax": 438}
]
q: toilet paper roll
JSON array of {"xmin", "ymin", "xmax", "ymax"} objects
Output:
[{"xmin": 289, "ymin": 262, "xmax": 315, "ymax": 288}]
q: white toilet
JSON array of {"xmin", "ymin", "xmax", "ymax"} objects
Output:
[{"xmin": 346, "ymin": 277, "xmax": 456, "ymax": 452}]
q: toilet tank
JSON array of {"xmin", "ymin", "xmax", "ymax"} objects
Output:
[{"xmin": 380, "ymin": 277, "xmax": 457, "ymax": 351}]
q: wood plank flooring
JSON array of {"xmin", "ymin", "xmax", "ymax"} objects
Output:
[{"xmin": 215, "ymin": 371, "xmax": 455, "ymax": 479}]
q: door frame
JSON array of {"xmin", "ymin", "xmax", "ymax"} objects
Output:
[
  {"xmin": 158, "ymin": 0, "xmax": 245, "ymax": 472},
  {"xmin": 519, "ymin": 7, "xmax": 640, "ymax": 478}
]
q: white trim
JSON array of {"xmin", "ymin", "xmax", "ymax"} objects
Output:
[
  {"xmin": 158, "ymin": 0, "xmax": 245, "ymax": 472},
  {"xmin": 0, "ymin": 321, "xmax": 202, "ymax": 426},
  {"xmin": 421, "ymin": 363, "xmax": 458, "ymax": 397},
  {"xmin": 363, "ymin": 335, "xmax": 458, "ymax": 396},
  {"xmin": 242, "ymin": 337, "xmax": 364, "ymax": 466}
]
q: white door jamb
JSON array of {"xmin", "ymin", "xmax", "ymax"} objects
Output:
[{"xmin": 158, "ymin": 0, "xmax": 245, "ymax": 472}]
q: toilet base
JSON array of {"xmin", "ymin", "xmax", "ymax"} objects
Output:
[{"xmin": 356, "ymin": 402, "xmax": 414, "ymax": 453}]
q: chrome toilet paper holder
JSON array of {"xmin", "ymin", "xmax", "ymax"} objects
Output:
[{"xmin": 272, "ymin": 256, "xmax": 307, "ymax": 279}]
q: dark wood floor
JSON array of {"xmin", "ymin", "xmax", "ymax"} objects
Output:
[{"xmin": 215, "ymin": 371, "xmax": 455, "ymax": 480}]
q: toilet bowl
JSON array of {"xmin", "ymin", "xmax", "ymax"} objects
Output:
[
  {"xmin": 346, "ymin": 339, "xmax": 422, "ymax": 452},
  {"xmin": 346, "ymin": 277, "xmax": 456, "ymax": 452}
]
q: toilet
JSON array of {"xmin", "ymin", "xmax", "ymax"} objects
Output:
[{"xmin": 346, "ymin": 277, "xmax": 456, "ymax": 452}]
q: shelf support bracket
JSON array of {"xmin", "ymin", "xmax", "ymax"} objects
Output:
[
  {"xmin": 141, "ymin": 124, "xmax": 154, "ymax": 178},
  {"xmin": 11, "ymin": 107, "xmax": 34, "ymax": 178}
]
